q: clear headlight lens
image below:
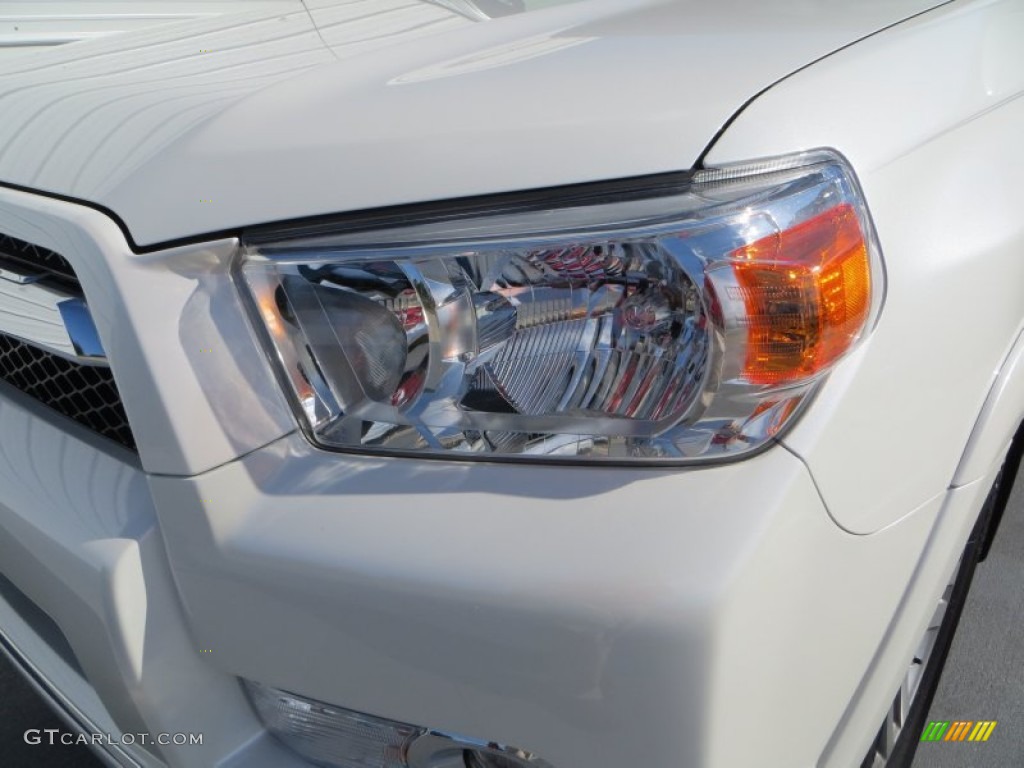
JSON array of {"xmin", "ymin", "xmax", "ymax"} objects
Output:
[{"xmin": 238, "ymin": 150, "xmax": 882, "ymax": 463}]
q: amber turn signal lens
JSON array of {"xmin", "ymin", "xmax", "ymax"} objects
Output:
[{"xmin": 732, "ymin": 203, "xmax": 871, "ymax": 385}]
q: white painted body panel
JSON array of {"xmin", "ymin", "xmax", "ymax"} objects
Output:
[
  {"xmin": 0, "ymin": 2, "xmax": 289, "ymax": 62},
  {"xmin": 705, "ymin": 0, "xmax": 1024, "ymax": 532},
  {"xmin": 146, "ymin": 433, "xmax": 946, "ymax": 768},
  {"xmin": 0, "ymin": 0, "xmax": 941, "ymax": 246},
  {"xmin": 0, "ymin": 1, "xmax": 1023, "ymax": 768},
  {"xmin": 0, "ymin": 384, "xmax": 297, "ymax": 768},
  {"xmin": 0, "ymin": 187, "xmax": 294, "ymax": 476}
]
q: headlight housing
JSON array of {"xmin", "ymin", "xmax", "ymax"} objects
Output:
[{"xmin": 237, "ymin": 150, "xmax": 882, "ymax": 463}]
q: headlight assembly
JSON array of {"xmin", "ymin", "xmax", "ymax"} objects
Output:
[{"xmin": 237, "ymin": 150, "xmax": 882, "ymax": 463}]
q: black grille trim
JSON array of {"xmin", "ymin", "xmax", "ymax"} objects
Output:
[
  {"xmin": 0, "ymin": 232, "xmax": 75, "ymax": 281},
  {"xmin": 0, "ymin": 333, "xmax": 136, "ymax": 451}
]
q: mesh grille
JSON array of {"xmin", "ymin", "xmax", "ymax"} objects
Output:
[
  {"xmin": 0, "ymin": 333, "xmax": 135, "ymax": 450},
  {"xmin": 0, "ymin": 233, "xmax": 135, "ymax": 451}
]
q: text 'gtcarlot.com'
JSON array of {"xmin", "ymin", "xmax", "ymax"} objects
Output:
[{"xmin": 24, "ymin": 729, "xmax": 204, "ymax": 747}]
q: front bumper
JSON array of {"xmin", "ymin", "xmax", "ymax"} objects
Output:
[
  {"xmin": 0, "ymin": 381, "xmax": 944, "ymax": 768},
  {"xmin": 0, "ymin": 185, "xmax": 978, "ymax": 768},
  {"xmin": 150, "ymin": 432, "xmax": 947, "ymax": 768},
  {"xmin": 0, "ymin": 381, "xmax": 299, "ymax": 768}
]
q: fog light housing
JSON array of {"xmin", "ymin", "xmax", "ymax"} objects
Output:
[
  {"xmin": 244, "ymin": 680, "xmax": 421, "ymax": 767},
  {"xmin": 464, "ymin": 748, "xmax": 542, "ymax": 767},
  {"xmin": 244, "ymin": 680, "xmax": 555, "ymax": 768},
  {"xmin": 407, "ymin": 732, "xmax": 555, "ymax": 768}
]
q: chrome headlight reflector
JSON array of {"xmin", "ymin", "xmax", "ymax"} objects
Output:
[{"xmin": 238, "ymin": 150, "xmax": 881, "ymax": 463}]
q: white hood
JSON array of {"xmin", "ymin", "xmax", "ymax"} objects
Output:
[{"xmin": 0, "ymin": 0, "xmax": 943, "ymax": 246}]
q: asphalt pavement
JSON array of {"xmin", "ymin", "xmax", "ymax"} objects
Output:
[
  {"xmin": 911, "ymin": 470, "xmax": 1024, "ymax": 768},
  {"xmin": 2, "ymin": 472, "xmax": 1024, "ymax": 768},
  {"xmin": 0, "ymin": 661, "xmax": 101, "ymax": 767}
]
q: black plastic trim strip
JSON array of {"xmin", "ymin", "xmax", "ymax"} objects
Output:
[
  {"xmin": 0, "ymin": 171, "xmax": 694, "ymax": 255},
  {"xmin": 0, "ymin": 177, "xmax": 228, "ymax": 255}
]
